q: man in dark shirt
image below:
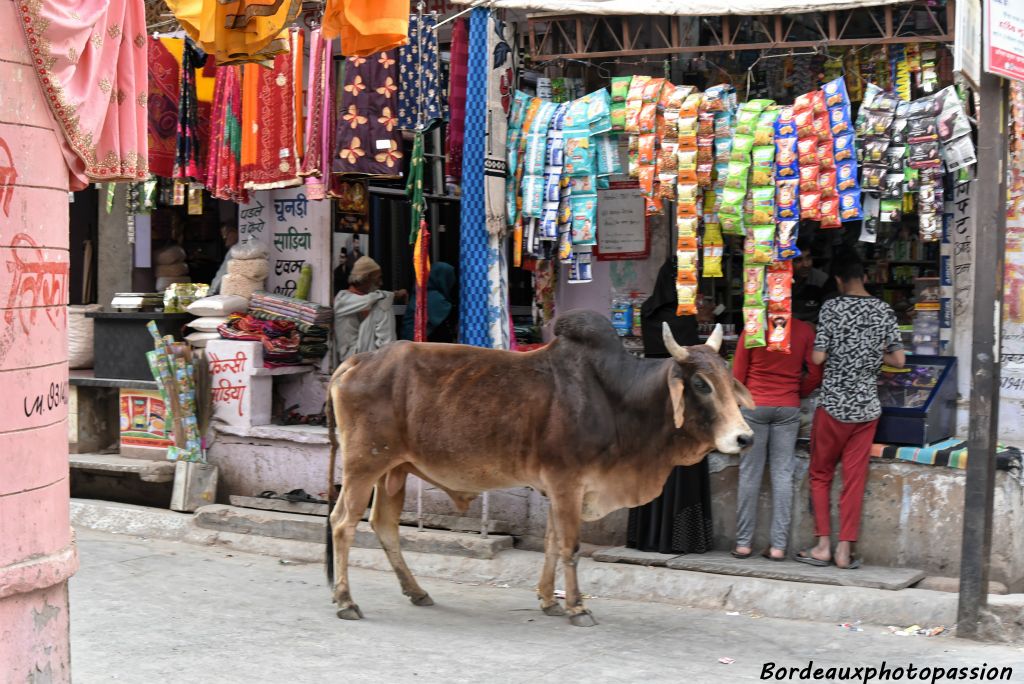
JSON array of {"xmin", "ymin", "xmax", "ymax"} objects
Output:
[{"xmin": 796, "ymin": 255, "xmax": 904, "ymax": 570}]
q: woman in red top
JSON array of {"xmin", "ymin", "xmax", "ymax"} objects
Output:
[{"xmin": 731, "ymin": 317, "xmax": 822, "ymax": 560}]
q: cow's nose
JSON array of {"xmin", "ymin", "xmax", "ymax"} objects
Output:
[{"xmin": 736, "ymin": 433, "xmax": 754, "ymax": 449}]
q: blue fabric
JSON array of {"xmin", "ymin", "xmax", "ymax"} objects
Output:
[
  {"xmin": 397, "ymin": 14, "xmax": 442, "ymax": 130},
  {"xmin": 459, "ymin": 7, "xmax": 493, "ymax": 348}
]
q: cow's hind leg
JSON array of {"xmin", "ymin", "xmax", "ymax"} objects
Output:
[
  {"xmin": 537, "ymin": 514, "xmax": 565, "ymax": 616},
  {"xmin": 370, "ymin": 470, "xmax": 433, "ymax": 607},
  {"xmin": 330, "ymin": 466, "xmax": 379, "ymax": 620},
  {"xmin": 549, "ymin": 489, "xmax": 597, "ymax": 627}
]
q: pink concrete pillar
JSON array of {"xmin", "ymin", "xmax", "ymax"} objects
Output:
[{"xmin": 0, "ymin": 4, "xmax": 78, "ymax": 680}]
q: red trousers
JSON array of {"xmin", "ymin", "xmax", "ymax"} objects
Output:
[{"xmin": 809, "ymin": 407, "xmax": 878, "ymax": 542}]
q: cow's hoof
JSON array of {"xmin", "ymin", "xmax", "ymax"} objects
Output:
[
  {"xmin": 336, "ymin": 605, "xmax": 364, "ymax": 620},
  {"xmin": 542, "ymin": 602, "xmax": 566, "ymax": 617},
  {"xmin": 410, "ymin": 593, "xmax": 434, "ymax": 607},
  {"xmin": 568, "ymin": 610, "xmax": 598, "ymax": 627}
]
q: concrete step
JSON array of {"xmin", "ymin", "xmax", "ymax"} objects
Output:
[
  {"xmin": 194, "ymin": 504, "xmax": 513, "ymax": 559},
  {"xmin": 70, "ymin": 453, "xmax": 176, "ymax": 484},
  {"xmin": 228, "ymin": 494, "xmax": 512, "ymax": 535},
  {"xmin": 661, "ymin": 550, "xmax": 926, "ymax": 591}
]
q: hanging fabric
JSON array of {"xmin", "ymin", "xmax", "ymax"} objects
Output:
[
  {"xmin": 322, "ymin": 0, "xmax": 409, "ymax": 57},
  {"xmin": 332, "ymin": 51, "xmax": 403, "ymax": 177},
  {"xmin": 148, "ymin": 38, "xmax": 182, "ymax": 178},
  {"xmin": 406, "ymin": 132, "xmax": 426, "ymax": 242},
  {"xmin": 458, "ymin": 8, "xmax": 492, "ymax": 348},
  {"xmin": 397, "ymin": 13, "xmax": 442, "ymax": 131},
  {"xmin": 446, "ymin": 18, "xmax": 469, "ymax": 185},
  {"xmin": 300, "ymin": 30, "xmax": 333, "ymax": 199},
  {"xmin": 164, "ymin": 0, "xmax": 299, "ymax": 64},
  {"xmin": 205, "ymin": 66, "xmax": 248, "ymax": 203},
  {"xmin": 241, "ymin": 29, "xmax": 302, "ymax": 190},
  {"xmin": 413, "ymin": 220, "xmax": 431, "ymax": 342},
  {"xmin": 18, "ymin": 0, "xmax": 149, "ymax": 190},
  {"xmin": 175, "ymin": 38, "xmax": 206, "ymax": 183}
]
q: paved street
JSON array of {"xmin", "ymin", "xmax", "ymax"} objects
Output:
[{"xmin": 70, "ymin": 529, "xmax": 1023, "ymax": 683}]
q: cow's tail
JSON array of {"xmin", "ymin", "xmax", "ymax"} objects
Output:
[{"xmin": 325, "ymin": 359, "xmax": 356, "ymax": 586}]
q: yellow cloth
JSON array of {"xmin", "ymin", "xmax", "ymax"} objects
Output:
[
  {"xmin": 322, "ymin": 0, "xmax": 409, "ymax": 56},
  {"xmin": 164, "ymin": 0, "xmax": 300, "ymax": 64}
]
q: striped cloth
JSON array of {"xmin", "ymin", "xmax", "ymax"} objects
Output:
[{"xmin": 870, "ymin": 439, "xmax": 1023, "ymax": 475}]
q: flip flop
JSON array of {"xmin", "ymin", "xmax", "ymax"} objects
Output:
[
  {"xmin": 794, "ymin": 549, "xmax": 831, "ymax": 567},
  {"xmin": 836, "ymin": 556, "xmax": 862, "ymax": 570},
  {"xmin": 730, "ymin": 549, "xmax": 753, "ymax": 559},
  {"xmin": 281, "ymin": 489, "xmax": 327, "ymax": 504},
  {"xmin": 761, "ymin": 549, "xmax": 786, "ymax": 562}
]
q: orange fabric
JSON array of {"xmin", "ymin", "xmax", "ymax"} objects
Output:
[
  {"xmin": 240, "ymin": 64, "xmax": 259, "ymax": 181},
  {"xmin": 322, "ymin": 0, "xmax": 408, "ymax": 56}
]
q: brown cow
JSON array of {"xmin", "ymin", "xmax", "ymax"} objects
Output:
[{"xmin": 325, "ymin": 309, "xmax": 754, "ymax": 626}]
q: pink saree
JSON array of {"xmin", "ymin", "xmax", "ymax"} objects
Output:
[{"xmin": 18, "ymin": 0, "xmax": 149, "ymax": 190}]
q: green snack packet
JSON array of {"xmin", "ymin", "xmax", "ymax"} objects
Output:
[
  {"xmin": 730, "ymin": 134, "xmax": 755, "ymax": 161},
  {"xmin": 611, "ymin": 76, "xmax": 631, "ymax": 102},
  {"xmin": 743, "ymin": 306, "xmax": 767, "ymax": 348},
  {"xmin": 725, "ymin": 161, "xmax": 751, "ymax": 191}
]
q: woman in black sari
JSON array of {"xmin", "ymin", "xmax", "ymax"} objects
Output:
[{"xmin": 626, "ymin": 258, "xmax": 715, "ymax": 554}]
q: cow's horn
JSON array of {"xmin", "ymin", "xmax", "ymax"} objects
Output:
[
  {"xmin": 705, "ymin": 324, "xmax": 724, "ymax": 352},
  {"xmin": 662, "ymin": 322, "xmax": 689, "ymax": 362}
]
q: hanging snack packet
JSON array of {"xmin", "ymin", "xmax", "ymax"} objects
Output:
[
  {"xmin": 751, "ymin": 187, "xmax": 775, "ymax": 224},
  {"xmin": 813, "ymin": 113, "xmax": 832, "ymax": 143},
  {"xmin": 735, "ymin": 107, "xmax": 761, "ymax": 136},
  {"xmin": 611, "ymin": 76, "xmax": 631, "ymax": 102},
  {"xmin": 752, "ymin": 146, "xmax": 775, "ymax": 186},
  {"xmin": 833, "ymin": 133, "xmax": 856, "ymax": 162},
  {"xmin": 776, "ymin": 220, "xmax": 800, "ymax": 260},
  {"xmin": 638, "ymin": 166, "xmax": 656, "ymax": 197},
  {"xmin": 743, "ymin": 307, "xmax": 767, "ymax": 349},
  {"xmin": 751, "ymin": 225, "xmax": 776, "ymax": 263},
  {"xmin": 720, "ymin": 212, "xmax": 743, "ymax": 236},
  {"xmin": 828, "ymin": 105, "xmax": 853, "ymax": 136},
  {"xmin": 882, "ymin": 173, "xmax": 904, "ymax": 199},
  {"xmin": 703, "ymin": 243, "xmax": 724, "ymax": 278},
  {"xmin": 798, "ymin": 138, "xmax": 819, "ymax": 167},
  {"xmin": 879, "ymin": 197, "xmax": 902, "ymax": 223},
  {"xmin": 776, "ymin": 180, "xmax": 799, "ymax": 219},
  {"xmin": 721, "ymin": 186, "xmax": 747, "ymax": 215},
  {"xmin": 570, "ymin": 195, "xmax": 598, "ymax": 245},
  {"xmin": 678, "ymin": 148, "xmax": 699, "ymax": 181},
  {"xmin": 839, "ymin": 189, "xmax": 863, "ymax": 220},
  {"xmin": 823, "ymin": 76, "xmax": 850, "ymax": 109},
  {"xmin": 638, "ymin": 103, "xmax": 658, "ymax": 134},
  {"xmin": 725, "ymin": 160, "xmax": 751, "ymax": 191},
  {"xmin": 861, "ymin": 164, "xmax": 887, "ymax": 190},
  {"xmin": 920, "ymin": 212, "xmax": 940, "ymax": 241},
  {"xmin": 820, "ymin": 197, "xmax": 841, "ymax": 228},
  {"xmin": 754, "ymin": 109, "xmax": 780, "ymax": 145},
  {"xmin": 658, "ymin": 141, "xmax": 679, "ymax": 178},
  {"xmin": 820, "ymin": 169, "xmax": 837, "ymax": 199},
  {"xmin": 767, "ymin": 312, "xmax": 792, "ymax": 353},
  {"xmin": 799, "ymin": 164, "xmax": 820, "ymax": 193},
  {"xmin": 908, "ymin": 140, "xmax": 942, "ymax": 170},
  {"xmin": 743, "ymin": 266, "xmax": 766, "ymax": 305},
  {"xmin": 794, "ymin": 108, "xmax": 815, "ymax": 139},
  {"xmin": 677, "ymin": 183, "xmax": 700, "ymax": 215},
  {"xmin": 836, "ymin": 160, "xmax": 859, "ymax": 191},
  {"xmin": 645, "ymin": 195, "xmax": 664, "ymax": 217},
  {"xmin": 800, "ymin": 190, "xmax": 822, "ymax": 220},
  {"xmin": 637, "ymin": 134, "xmax": 657, "ymax": 166},
  {"xmin": 776, "ymin": 106, "xmax": 796, "ymax": 137},
  {"xmin": 766, "ymin": 262, "xmax": 792, "ymax": 311},
  {"xmin": 817, "ymin": 145, "xmax": 836, "ymax": 170},
  {"xmin": 675, "ymin": 284, "xmax": 698, "ymax": 316},
  {"xmin": 731, "ymin": 134, "xmax": 755, "ymax": 162},
  {"xmin": 677, "ymin": 214, "xmax": 700, "ymax": 238},
  {"xmin": 775, "ymin": 137, "xmax": 799, "ymax": 178}
]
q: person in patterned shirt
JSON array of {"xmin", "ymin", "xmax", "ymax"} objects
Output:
[{"xmin": 795, "ymin": 255, "xmax": 905, "ymax": 570}]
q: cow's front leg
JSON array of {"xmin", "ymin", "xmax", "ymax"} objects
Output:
[
  {"xmin": 330, "ymin": 468, "xmax": 378, "ymax": 620},
  {"xmin": 549, "ymin": 489, "xmax": 597, "ymax": 627},
  {"xmin": 537, "ymin": 514, "xmax": 565, "ymax": 616}
]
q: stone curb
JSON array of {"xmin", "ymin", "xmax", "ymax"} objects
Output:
[{"xmin": 70, "ymin": 499, "xmax": 1024, "ymax": 639}]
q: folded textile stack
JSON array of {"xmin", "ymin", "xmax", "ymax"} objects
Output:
[
  {"xmin": 249, "ymin": 291, "xmax": 332, "ymax": 326},
  {"xmin": 248, "ymin": 291, "xmax": 332, "ymax": 362},
  {"xmin": 217, "ymin": 313, "xmax": 302, "ymax": 366}
]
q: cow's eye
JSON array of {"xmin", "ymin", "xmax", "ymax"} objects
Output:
[{"xmin": 692, "ymin": 377, "xmax": 712, "ymax": 394}]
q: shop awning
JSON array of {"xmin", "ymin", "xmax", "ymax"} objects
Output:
[{"xmin": 449, "ymin": 0, "xmax": 911, "ymax": 16}]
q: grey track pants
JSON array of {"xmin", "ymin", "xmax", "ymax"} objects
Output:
[{"xmin": 735, "ymin": 405, "xmax": 801, "ymax": 551}]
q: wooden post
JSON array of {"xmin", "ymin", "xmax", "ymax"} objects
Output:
[{"xmin": 956, "ymin": 63, "xmax": 1008, "ymax": 638}]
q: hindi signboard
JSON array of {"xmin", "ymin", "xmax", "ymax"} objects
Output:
[
  {"xmin": 986, "ymin": 0, "xmax": 1024, "ymax": 82},
  {"xmin": 956, "ymin": 0, "xmax": 982, "ymax": 88},
  {"xmin": 238, "ymin": 187, "xmax": 331, "ymax": 305},
  {"xmin": 595, "ymin": 182, "xmax": 649, "ymax": 261}
]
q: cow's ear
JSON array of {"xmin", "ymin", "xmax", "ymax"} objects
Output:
[
  {"xmin": 732, "ymin": 378, "xmax": 756, "ymax": 409},
  {"xmin": 668, "ymin": 366, "xmax": 686, "ymax": 429}
]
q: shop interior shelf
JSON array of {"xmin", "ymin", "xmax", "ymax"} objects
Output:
[{"xmin": 251, "ymin": 365, "xmax": 315, "ymax": 377}]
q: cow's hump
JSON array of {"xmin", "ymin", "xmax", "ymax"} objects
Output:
[{"xmin": 553, "ymin": 310, "xmax": 625, "ymax": 357}]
